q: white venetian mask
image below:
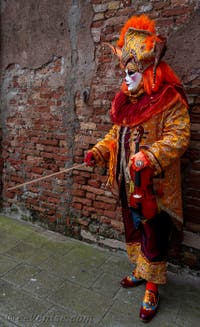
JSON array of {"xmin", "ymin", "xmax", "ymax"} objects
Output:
[{"xmin": 125, "ymin": 69, "xmax": 143, "ymax": 92}]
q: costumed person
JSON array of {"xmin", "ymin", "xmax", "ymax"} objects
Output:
[{"xmin": 84, "ymin": 15, "xmax": 190, "ymax": 322}]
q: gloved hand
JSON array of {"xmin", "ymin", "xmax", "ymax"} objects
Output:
[
  {"xmin": 130, "ymin": 151, "xmax": 150, "ymax": 172},
  {"xmin": 84, "ymin": 151, "xmax": 95, "ymax": 167}
]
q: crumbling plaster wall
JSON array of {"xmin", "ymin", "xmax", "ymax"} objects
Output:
[{"xmin": 0, "ymin": 0, "xmax": 95, "ymax": 225}]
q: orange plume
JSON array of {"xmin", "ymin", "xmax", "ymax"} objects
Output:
[{"xmin": 117, "ymin": 15, "xmax": 156, "ymax": 49}]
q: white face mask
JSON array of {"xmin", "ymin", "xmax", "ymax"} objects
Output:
[{"xmin": 125, "ymin": 69, "xmax": 143, "ymax": 92}]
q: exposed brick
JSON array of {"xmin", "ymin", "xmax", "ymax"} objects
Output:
[
  {"xmin": 185, "ymin": 206, "xmax": 200, "ymax": 223},
  {"xmin": 73, "ymin": 176, "xmax": 87, "ymax": 184},
  {"xmin": 108, "ymin": 1, "xmax": 120, "ymax": 10},
  {"xmin": 73, "ymin": 170, "xmax": 91, "ymax": 178},
  {"xmin": 104, "ymin": 210, "xmax": 117, "ymax": 219},
  {"xmin": 93, "ymin": 13, "xmax": 105, "ymax": 21},
  {"xmin": 81, "ymin": 209, "xmax": 90, "ymax": 217},
  {"xmin": 10, "ymin": 175, "xmax": 25, "ymax": 183},
  {"xmin": 121, "ymin": 0, "xmax": 131, "ymax": 7},
  {"xmin": 83, "ymin": 206, "xmax": 96, "ymax": 213},
  {"xmin": 30, "ymin": 167, "xmax": 44, "ymax": 174},
  {"xmin": 183, "ymin": 251, "xmax": 198, "ymax": 268},
  {"xmin": 171, "ymin": 0, "xmax": 193, "ymax": 6},
  {"xmin": 186, "ymin": 197, "xmax": 200, "ymax": 207},
  {"xmin": 82, "ymin": 184, "xmax": 105, "ymax": 195},
  {"xmin": 40, "ymin": 139, "xmax": 59, "ymax": 146},
  {"xmin": 73, "ymin": 197, "xmax": 92, "ymax": 206},
  {"xmin": 92, "ymin": 3, "xmax": 108, "ymax": 13},
  {"xmin": 110, "ymin": 219, "xmax": 124, "ymax": 232},
  {"xmin": 99, "ymin": 213, "xmax": 111, "ymax": 222},
  {"xmin": 153, "ymin": 1, "xmax": 170, "ymax": 10},
  {"xmin": 91, "ymin": 0, "xmax": 106, "ymax": 4},
  {"xmin": 71, "ymin": 189, "xmax": 86, "ymax": 197},
  {"xmin": 116, "ymin": 7, "xmax": 133, "ymax": 16},
  {"xmin": 156, "ymin": 17, "xmax": 174, "ymax": 27},
  {"xmin": 162, "ymin": 7, "xmax": 192, "ymax": 17},
  {"xmin": 26, "ymin": 156, "xmax": 43, "ymax": 165},
  {"xmin": 86, "ymin": 192, "xmax": 96, "ymax": 200},
  {"xmin": 87, "ymin": 179, "xmax": 101, "ymax": 188},
  {"xmin": 71, "ymin": 202, "xmax": 83, "ymax": 210},
  {"xmin": 96, "ymin": 195, "xmax": 117, "ymax": 204},
  {"xmin": 77, "ymin": 217, "xmax": 90, "ymax": 226},
  {"xmin": 93, "ymin": 201, "xmax": 116, "ymax": 211}
]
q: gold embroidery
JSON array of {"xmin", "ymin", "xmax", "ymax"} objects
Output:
[
  {"xmin": 134, "ymin": 251, "xmax": 167, "ymax": 284},
  {"xmin": 91, "ymin": 100, "xmax": 190, "ymax": 224},
  {"xmin": 126, "ymin": 242, "xmax": 141, "ymax": 262},
  {"xmin": 126, "ymin": 242, "xmax": 167, "ymax": 284}
]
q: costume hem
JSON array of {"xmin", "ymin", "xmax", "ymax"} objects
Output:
[{"xmin": 126, "ymin": 242, "xmax": 167, "ymax": 284}]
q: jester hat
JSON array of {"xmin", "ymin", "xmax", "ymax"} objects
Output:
[{"xmin": 107, "ymin": 15, "xmax": 166, "ymax": 77}]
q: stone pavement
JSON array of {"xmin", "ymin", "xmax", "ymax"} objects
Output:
[{"xmin": 0, "ymin": 215, "xmax": 199, "ymax": 327}]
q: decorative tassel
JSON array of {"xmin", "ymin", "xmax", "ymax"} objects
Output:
[{"xmin": 130, "ymin": 180, "xmax": 135, "ymax": 193}]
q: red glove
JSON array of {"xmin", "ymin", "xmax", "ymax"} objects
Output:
[
  {"xmin": 130, "ymin": 151, "xmax": 150, "ymax": 172},
  {"xmin": 84, "ymin": 151, "xmax": 95, "ymax": 167}
]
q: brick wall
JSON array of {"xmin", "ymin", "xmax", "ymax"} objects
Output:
[
  {"xmin": 1, "ymin": 58, "xmax": 70, "ymax": 227},
  {"xmin": 0, "ymin": 0, "xmax": 200, "ymax": 268}
]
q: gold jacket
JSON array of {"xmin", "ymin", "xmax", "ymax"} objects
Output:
[{"xmin": 91, "ymin": 96, "xmax": 190, "ymax": 224}]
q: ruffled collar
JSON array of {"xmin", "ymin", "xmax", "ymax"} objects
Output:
[{"xmin": 110, "ymin": 83, "xmax": 188, "ymax": 127}]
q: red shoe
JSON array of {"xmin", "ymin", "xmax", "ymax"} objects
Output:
[
  {"xmin": 139, "ymin": 289, "xmax": 159, "ymax": 322},
  {"xmin": 120, "ymin": 273, "xmax": 144, "ymax": 288}
]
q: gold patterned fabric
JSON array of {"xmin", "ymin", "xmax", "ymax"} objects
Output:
[
  {"xmin": 139, "ymin": 255, "xmax": 166, "ymax": 284},
  {"xmin": 122, "ymin": 29, "xmax": 156, "ymax": 72},
  {"xmin": 127, "ymin": 242, "xmax": 167, "ymax": 284},
  {"xmin": 126, "ymin": 210, "xmax": 170, "ymax": 284},
  {"xmin": 90, "ymin": 78, "xmax": 190, "ymax": 285},
  {"xmin": 91, "ymin": 99, "xmax": 190, "ymax": 224},
  {"xmin": 126, "ymin": 242, "xmax": 141, "ymax": 262},
  {"xmin": 134, "ymin": 252, "xmax": 167, "ymax": 284}
]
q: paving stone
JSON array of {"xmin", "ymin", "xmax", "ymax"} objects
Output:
[
  {"xmin": 39, "ymin": 239, "xmax": 76, "ymax": 256},
  {"xmin": 5, "ymin": 241, "xmax": 52, "ymax": 267},
  {"xmin": 48, "ymin": 280, "xmax": 112, "ymax": 324},
  {"xmin": 100, "ymin": 252, "xmax": 133, "ymax": 278},
  {"xmin": 97, "ymin": 299, "xmax": 141, "ymax": 327},
  {"xmin": 21, "ymin": 232, "xmax": 53, "ymax": 247},
  {"xmin": 0, "ymin": 215, "xmax": 199, "ymax": 327},
  {"xmin": 22, "ymin": 270, "xmax": 65, "ymax": 298},
  {"xmin": 114, "ymin": 283, "xmax": 146, "ymax": 305},
  {"xmin": 0, "ymin": 231, "xmax": 20, "ymax": 254},
  {"xmin": 3, "ymin": 263, "xmax": 40, "ymax": 287},
  {"xmin": 0, "ymin": 216, "xmax": 36, "ymax": 240},
  {"xmin": 0, "ymin": 255, "xmax": 19, "ymax": 276},
  {"xmin": 90, "ymin": 271, "xmax": 121, "ymax": 298},
  {"xmin": 174, "ymin": 287, "xmax": 200, "ymax": 327},
  {"xmin": 5, "ymin": 241, "xmax": 42, "ymax": 261},
  {"xmin": 63, "ymin": 243, "xmax": 110, "ymax": 268},
  {"xmin": 19, "ymin": 228, "xmax": 74, "ymax": 250},
  {"xmin": 0, "ymin": 279, "xmax": 51, "ymax": 327},
  {"xmin": 24, "ymin": 248, "xmax": 52, "ymax": 266},
  {"xmin": 39, "ymin": 252, "xmax": 103, "ymax": 288},
  {"xmin": 0, "ymin": 316, "xmax": 18, "ymax": 327},
  {"xmin": 34, "ymin": 306, "xmax": 93, "ymax": 327}
]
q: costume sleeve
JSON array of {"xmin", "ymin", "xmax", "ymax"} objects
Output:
[
  {"xmin": 143, "ymin": 101, "xmax": 190, "ymax": 175},
  {"xmin": 90, "ymin": 125, "xmax": 118, "ymax": 167}
]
